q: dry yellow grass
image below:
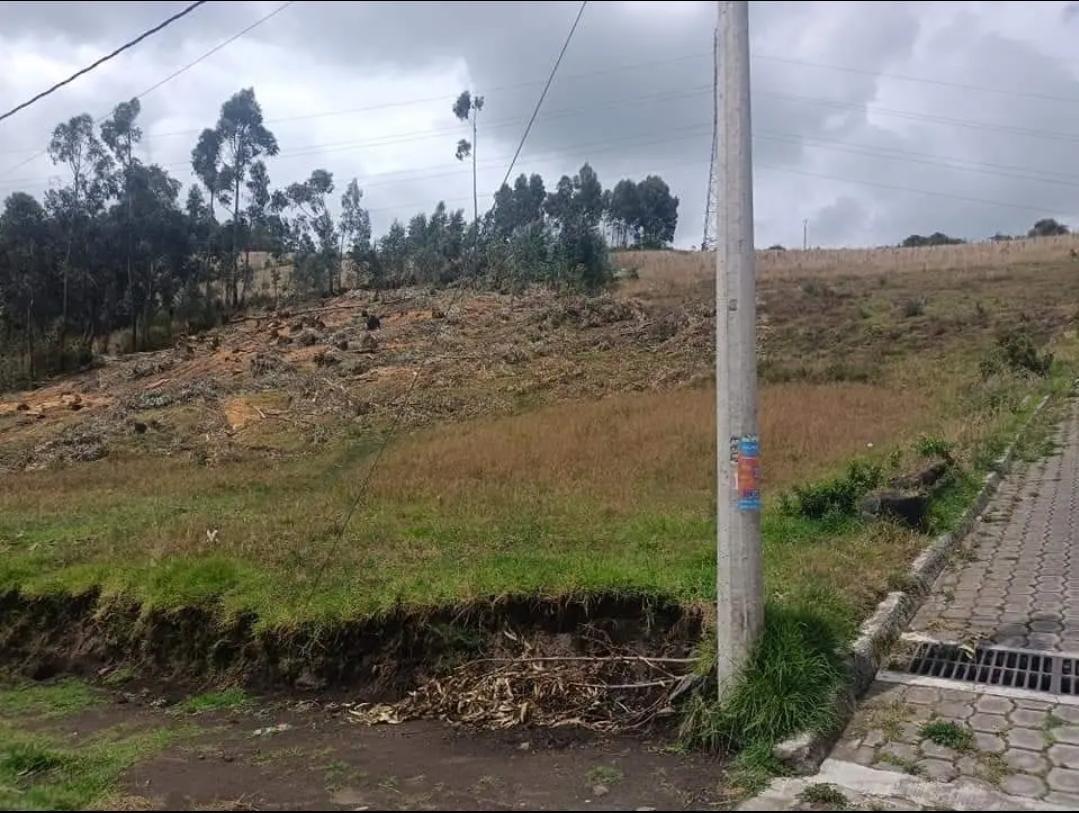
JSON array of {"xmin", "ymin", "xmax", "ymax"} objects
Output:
[
  {"xmin": 617, "ymin": 233, "xmax": 1079, "ymax": 287},
  {"xmin": 375, "ymin": 381, "xmax": 932, "ymax": 510}
]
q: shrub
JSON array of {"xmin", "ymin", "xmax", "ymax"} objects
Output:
[
  {"xmin": 916, "ymin": 435, "xmax": 954, "ymax": 460},
  {"xmin": 901, "ymin": 297, "xmax": 926, "ymax": 318},
  {"xmin": 998, "ymin": 329, "xmax": 1053, "ymax": 376},
  {"xmin": 784, "ymin": 460, "xmax": 883, "ymax": 520}
]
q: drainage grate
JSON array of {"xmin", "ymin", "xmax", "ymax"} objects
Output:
[{"xmin": 905, "ymin": 642, "xmax": 1079, "ymax": 696}]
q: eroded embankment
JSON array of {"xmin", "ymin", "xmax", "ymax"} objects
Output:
[{"xmin": 1, "ymin": 590, "xmax": 706, "ymax": 730}]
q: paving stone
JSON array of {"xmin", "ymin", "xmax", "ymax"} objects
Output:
[
  {"xmin": 1001, "ymin": 773, "xmax": 1048, "ymax": 799},
  {"xmin": 1052, "ymin": 725, "xmax": 1079, "ymax": 745},
  {"xmin": 1005, "ymin": 747, "xmax": 1048, "ymax": 768},
  {"xmin": 973, "ymin": 732, "xmax": 1006, "ymax": 754},
  {"xmin": 918, "ymin": 740, "xmax": 957, "ymax": 761},
  {"xmin": 1006, "ymin": 727, "xmax": 1049, "ymax": 751},
  {"xmin": 975, "ymin": 695, "xmax": 1015, "ymax": 715},
  {"xmin": 1048, "ymin": 743, "xmax": 1079, "ymax": 769},
  {"xmin": 1017, "ymin": 698, "xmax": 1053, "ymax": 711},
  {"xmin": 956, "ymin": 755, "xmax": 980, "ymax": 776},
  {"xmin": 917, "ymin": 758, "xmax": 958, "ymax": 782},
  {"xmin": 936, "ymin": 701, "xmax": 974, "ymax": 720},
  {"xmin": 903, "ymin": 686, "xmax": 940, "ymax": 705},
  {"xmin": 1045, "ymin": 790, "xmax": 1079, "ymax": 806},
  {"xmin": 1009, "ymin": 708, "xmax": 1048, "ymax": 728},
  {"xmin": 879, "ymin": 742, "xmax": 919, "ymax": 763},
  {"xmin": 1048, "ymin": 767, "xmax": 1079, "ymax": 793},
  {"xmin": 862, "ymin": 729, "xmax": 887, "ymax": 748},
  {"xmin": 969, "ymin": 712, "xmax": 1009, "ymax": 733},
  {"xmin": 1053, "ymin": 706, "xmax": 1079, "ymax": 724}
]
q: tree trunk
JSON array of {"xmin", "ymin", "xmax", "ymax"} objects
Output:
[{"xmin": 232, "ymin": 170, "xmax": 241, "ymax": 310}]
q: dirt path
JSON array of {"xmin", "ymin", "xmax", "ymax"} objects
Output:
[{"xmin": 8, "ymin": 686, "xmax": 725, "ymax": 811}]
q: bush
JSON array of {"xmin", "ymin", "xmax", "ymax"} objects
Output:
[
  {"xmin": 783, "ymin": 460, "xmax": 883, "ymax": 520},
  {"xmin": 916, "ymin": 435, "xmax": 954, "ymax": 460},
  {"xmin": 901, "ymin": 297, "xmax": 926, "ymax": 318},
  {"xmin": 998, "ymin": 329, "xmax": 1053, "ymax": 376}
]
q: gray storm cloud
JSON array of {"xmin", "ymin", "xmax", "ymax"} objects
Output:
[{"xmin": 2, "ymin": 1, "xmax": 1079, "ymax": 248}]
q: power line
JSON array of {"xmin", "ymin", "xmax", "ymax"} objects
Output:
[
  {"xmin": 0, "ymin": 1, "xmax": 296, "ymax": 180},
  {"xmin": 500, "ymin": 0, "xmax": 588, "ymax": 188},
  {"xmin": 754, "ymin": 53, "xmax": 1079, "ymax": 106},
  {"xmin": 758, "ymin": 162, "xmax": 1058, "ymax": 214},
  {"xmin": 761, "ymin": 89, "xmax": 1079, "ymax": 145},
  {"xmin": 0, "ymin": 1, "xmax": 209, "ymax": 125}
]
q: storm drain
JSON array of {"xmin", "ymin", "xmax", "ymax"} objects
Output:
[{"xmin": 905, "ymin": 642, "xmax": 1079, "ymax": 696}]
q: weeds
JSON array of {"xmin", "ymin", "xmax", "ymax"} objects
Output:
[
  {"xmin": 585, "ymin": 765, "xmax": 623, "ymax": 786},
  {"xmin": 799, "ymin": 783, "xmax": 849, "ymax": 809},
  {"xmin": 174, "ymin": 688, "xmax": 248, "ymax": 714},
  {"xmin": 920, "ymin": 721, "xmax": 974, "ymax": 751}
]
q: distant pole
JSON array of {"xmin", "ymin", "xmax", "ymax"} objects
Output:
[
  {"xmin": 803, "ymin": 218, "xmax": 808, "ymax": 250},
  {"xmin": 715, "ymin": 0, "xmax": 763, "ymax": 699}
]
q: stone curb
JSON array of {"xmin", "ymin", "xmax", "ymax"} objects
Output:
[{"xmin": 773, "ymin": 391, "xmax": 1054, "ymax": 774}]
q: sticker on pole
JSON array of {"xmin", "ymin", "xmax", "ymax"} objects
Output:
[{"xmin": 736, "ymin": 435, "xmax": 761, "ymax": 512}]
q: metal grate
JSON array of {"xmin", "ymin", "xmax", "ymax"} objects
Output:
[{"xmin": 905, "ymin": 642, "xmax": 1079, "ymax": 696}]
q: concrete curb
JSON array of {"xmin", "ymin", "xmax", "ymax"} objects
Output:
[{"xmin": 773, "ymin": 391, "xmax": 1054, "ymax": 774}]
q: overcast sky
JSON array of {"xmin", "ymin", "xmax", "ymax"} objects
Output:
[{"xmin": 2, "ymin": 1, "xmax": 1079, "ymax": 249}]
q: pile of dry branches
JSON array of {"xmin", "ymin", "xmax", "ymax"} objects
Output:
[{"xmin": 349, "ymin": 630, "xmax": 700, "ymax": 733}]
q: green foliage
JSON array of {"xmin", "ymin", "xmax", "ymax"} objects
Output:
[
  {"xmin": 900, "ymin": 232, "xmax": 964, "ymax": 247},
  {"xmin": 679, "ymin": 604, "xmax": 847, "ymax": 753},
  {"xmin": 174, "ymin": 688, "xmax": 249, "ymax": 714},
  {"xmin": 799, "ymin": 783, "xmax": 849, "ymax": 808},
  {"xmin": 1028, "ymin": 217, "xmax": 1068, "ymax": 237},
  {"xmin": 997, "ymin": 329, "xmax": 1053, "ymax": 376},
  {"xmin": 0, "ymin": 723, "xmax": 181, "ymax": 810},
  {"xmin": 783, "ymin": 461, "xmax": 883, "ymax": 520},
  {"xmin": 915, "ymin": 435, "xmax": 954, "ymax": 460},
  {"xmin": 920, "ymin": 720, "xmax": 974, "ymax": 751},
  {"xmin": 0, "ymin": 680, "xmax": 100, "ymax": 718}
]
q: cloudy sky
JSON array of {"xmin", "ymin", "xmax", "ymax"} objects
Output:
[{"xmin": 2, "ymin": 0, "xmax": 1079, "ymax": 249}]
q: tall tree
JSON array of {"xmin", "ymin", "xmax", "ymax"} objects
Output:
[
  {"xmin": 635, "ymin": 175, "xmax": 678, "ymax": 249},
  {"xmin": 286, "ymin": 169, "xmax": 337, "ymax": 294},
  {"xmin": 214, "ymin": 88, "xmax": 278, "ymax": 308},
  {"xmin": 1029, "ymin": 218, "xmax": 1069, "ymax": 238},
  {"xmin": 47, "ymin": 113, "xmax": 110, "ymax": 354},
  {"xmin": 338, "ymin": 178, "xmax": 371, "ymax": 289},
  {"xmin": 100, "ymin": 98, "xmax": 143, "ymax": 350},
  {"xmin": 452, "ymin": 90, "xmax": 484, "ymax": 238}
]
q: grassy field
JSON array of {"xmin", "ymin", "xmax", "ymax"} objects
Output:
[{"xmin": 2, "ymin": 252, "xmax": 1076, "ymax": 639}]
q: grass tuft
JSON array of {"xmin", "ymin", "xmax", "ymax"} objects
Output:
[
  {"xmin": 173, "ymin": 688, "xmax": 249, "ymax": 715},
  {"xmin": 920, "ymin": 720, "xmax": 974, "ymax": 752},
  {"xmin": 799, "ymin": 782, "xmax": 849, "ymax": 809},
  {"xmin": 679, "ymin": 603, "xmax": 846, "ymax": 754}
]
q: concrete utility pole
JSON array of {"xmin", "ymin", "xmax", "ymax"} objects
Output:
[
  {"xmin": 714, "ymin": 0, "xmax": 763, "ymax": 698},
  {"xmin": 803, "ymin": 218, "xmax": 809, "ymax": 250}
]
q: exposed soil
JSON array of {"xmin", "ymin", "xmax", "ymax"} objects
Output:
[
  {"xmin": 0, "ymin": 285, "xmax": 713, "ymax": 473},
  {"xmin": 44, "ymin": 693, "xmax": 723, "ymax": 811}
]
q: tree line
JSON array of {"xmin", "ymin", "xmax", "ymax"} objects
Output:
[
  {"xmin": 900, "ymin": 218, "xmax": 1070, "ymax": 248},
  {"xmin": 0, "ymin": 87, "xmax": 679, "ymax": 387}
]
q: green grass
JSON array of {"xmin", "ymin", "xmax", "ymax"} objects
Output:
[
  {"xmin": 920, "ymin": 720, "xmax": 974, "ymax": 752},
  {"xmin": 678, "ymin": 602, "xmax": 847, "ymax": 755},
  {"xmin": 585, "ymin": 765, "xmax": 623, "ymax": 786},
  {"xmin": 0, "ymin": 680, "xmax": 100, "ymax": 719},
  {"xmin": 173, "ymin": 688, "xmax": 249, "ymax": 714},
  {"xmin": 0, "ymin": 722, "xmax": 182, "ymax": 811}
]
